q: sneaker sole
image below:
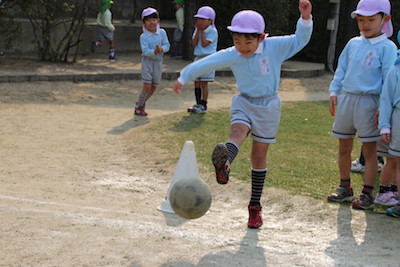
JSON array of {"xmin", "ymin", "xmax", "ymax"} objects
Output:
[
  {"xmin": 352, "ymin": 202, "xmax": 374, "ymax": 210},
  {"xmin": 374, "ymin": 200, "xmax": 398, "ymax": 207},
  {"xmin": 327, "ymin": 195, "xmax": 355, "ymax": 203},
  {"xmin": 212, "ymin": 143, "xmax": 229, "ymax": 184}
]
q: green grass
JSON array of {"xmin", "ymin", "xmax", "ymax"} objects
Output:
[{"xmin": 147, "ymin": 101, "xmax": 386, "ymax": 213}]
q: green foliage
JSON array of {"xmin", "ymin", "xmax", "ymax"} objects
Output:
[
  {"xmin": 0, "ymin": 0, "xmax": 22, "ymax": 49},
  {"xmin": 11, "ymin": 0, "xmax": 90, "ymax": 62}
]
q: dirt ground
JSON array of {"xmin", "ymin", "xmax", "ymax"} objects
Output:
[{"xmin": 1, "ymin": 74, "xmax": 400, "ymax": 267}]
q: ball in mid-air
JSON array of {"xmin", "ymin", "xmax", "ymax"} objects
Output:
[{"xmin": 170, "ymin": 177, "xmax": 212, "ymax": 219}]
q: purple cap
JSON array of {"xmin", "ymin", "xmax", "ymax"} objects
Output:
[
  {"xmin": 227, "ymin": 10, "xmax": 265, "ymax": 34},
  {"xmin": 194, "ymin": 6, "xmax": 216, "ymax": 28},
  {"xmin": 351, "ymin": 0, "xmax": 393, "ymax": 37}
]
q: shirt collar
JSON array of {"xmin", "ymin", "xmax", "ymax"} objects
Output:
[
  {"xmin": 254, "ymin": 41, "xmax": 264, "ymax": 54},
  {"xmin": 361, "ymin": 33, "xmax": 388, "ymax": 45},
  {"xmin": 145, "ymin": 28, "xmax": 160, "ymax": 36}
]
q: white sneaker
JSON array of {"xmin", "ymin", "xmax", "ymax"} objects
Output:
[
  {"xmin": 374, "ymin": 191, "xmax": 398, "ymax": 207},
  {"xmin": 351, "ymin": 159, "xmax": 365, "ymax": 172},
  {"xmin": 377, "ymin": 162, "xmax": 385, "ymax": 172},
  {"xmin": 192, "ymin": 104, "xmax": 207, "ymax": 113}
]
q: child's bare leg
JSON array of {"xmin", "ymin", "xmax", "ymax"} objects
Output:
[
  {"xmin": 380, "ymin": 158, "xmax": 396, "ymax": 186},
  {"xmin": 338, "ymin": 138, "xmax": 354, "ymax": 182},
  {"xmin": 228, "ymin": 123, "xmax": 249, "ymax": 147},
  {"xmin": 251, "ymin": 141, "xmax": 269, "ymax": 170},
  {"xmin": 362, "ymin": 141, "xmax": 378, "ymax": 187}
]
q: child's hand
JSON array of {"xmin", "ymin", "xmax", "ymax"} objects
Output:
[
  {"xmin": 381, "ymin": 133, "xmax": 391, "ymax": 143},
  {"xmin": 329, "ymin": 96, "xmax": 337, "ymax": 116},
  {"xmin": 299, "ymin": 0, "xmax": 312, "ymax": 20},
  {"xmin": 174, "ymin": 81, "xmax": 182, "ymax": 94},
  {"xmin": 154, "ymin": 45, "xmax": 163, "ymax": 54},
  {"xmin": 373, "ymin": 110, "xmax": 379, "ymax": 128}
]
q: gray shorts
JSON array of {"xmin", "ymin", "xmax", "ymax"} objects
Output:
[
  {"xmin": 97, "ymin": 26, "xmax": 114, "ymax": 41},
  {"xmin": 141, "ymin": 57, "xmax": 162, "ymax": 86},
  {"xmin": 230, "ymin": 93, "xmax": 281, "ymax": 144},
  {"xmin": 173, "ymin": 28, "xmax": 182, "ymax": 42},
  {"xmin": 388, "ymin": 107, "xmax": 400, "ymax": 157},
  {"xmin": 193, "ymin": 56, "xmax": 215, "ymax": 82},
  {"xmin": 377, "ymin": 140, "xmax": 395, "ymax": 158},
  {"xmin": 332, "ymin": 92, "xmax": 380, "ymax": 142}
]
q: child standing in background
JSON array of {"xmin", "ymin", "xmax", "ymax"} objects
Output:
[
  {"xmin": 134, "ymin": 7, "xmax": 170, "ymax": 116},
  {"xmin": 188, "ymin": 6, "xmax": 218, "ymax": 114},
  {"xmin": 327, "ymin": 0, "xmax": 396, "ymax": 210},
  {"xmin": 174, "ymin": 1, "xmax": 313, "ymax": 228},
  {"xmin": 170, "ymin": 0, "xmax": 184, "ymax": 59}
]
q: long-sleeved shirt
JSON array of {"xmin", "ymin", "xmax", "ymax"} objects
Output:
[
  {"xmin": 329, "ymin": 34, "xmax": 397, "ymax": 96},
  {"xmin": 379, "ymin": 60, "xmax": 400, "ymax": 133},
  {"xmin": 192, "ymin": 26, "xmax": 218, "ymax": 56},
  {"xmin": 97, "ymin": 9, "xmax": 115, "ymax": 32},
  {"xmin": 140, "ymin": 28, "xmax": 170, "ymax": 61},
  {"xmin": 175, "ymin": 8, "xmax": 184, "ymax": 32},
  {"xmin": 178, "ymin": 18, "xmax": 312, "ymax": 98}
]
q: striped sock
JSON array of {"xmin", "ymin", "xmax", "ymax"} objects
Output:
[
  {"xmin": 362, "ymin": 185, "xmax": 374, "ymax": 196},
  {"xmin": 226, "ymin": 141, "xmax": 239, "ymax": 165},
  {"xmin": 340, "ymin": 179, "xmax": 351, "ymax": 188},
  {"xmin": 137, "ymin": 91, "xmax": 149, "ymax": 108},
  {"xmin": 250, "ymin": 169, "xmax": 267, "ymax": 206}
]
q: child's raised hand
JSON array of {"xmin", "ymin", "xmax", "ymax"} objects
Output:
[
  {"xmin": 299, "ymin": 0, "xmax": 312, "ymax": 20},
  {"xmin": 174, "ymin": 81, "xmax": 182, "ymax": 94}
]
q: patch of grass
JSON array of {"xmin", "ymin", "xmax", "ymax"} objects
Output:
[{"xmin": 147, "ymin": 101, "xmax": 385, "ymax": 211}]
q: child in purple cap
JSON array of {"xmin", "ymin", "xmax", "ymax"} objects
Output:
[
  {"xmin": 327, "ymin": 0, "xmax": 397, "ymax": 210},
  {"xmin": 134, "ymin": 7, "xmax": 170, "ymax": 116},
  {"xmin": 174, "ymin": 0, "xmax": 312, "ymax": 228},
  {"xmin": 187, "ymin": 6, "xmax": 218, "ymax": 114},
  {"xmin": 379, "ymin": 31, "xmax": 400, "ymax": 217}
]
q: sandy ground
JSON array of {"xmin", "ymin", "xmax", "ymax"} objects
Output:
[{"xmin": 1, "ymin": 74, "xmax": 400, "ymax": 267}]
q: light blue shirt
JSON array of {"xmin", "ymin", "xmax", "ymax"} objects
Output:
[
  {"xmin": 379, "ymin": 61, "xmax": 400, "ymax": 133},
  {"xmin": 329, "ymin": 34, "xmax": 397, "ymax": 96},
  {"xmin": 192, "ymin": 26, "xmax": 218, "ymax": 56},
  {"xmin": 140, "ymin": 28, "xmax": 170, "ymax": 61},
  {"xmin": 178, "ymin": 18, "xmax": 312, "ymax": 97}
]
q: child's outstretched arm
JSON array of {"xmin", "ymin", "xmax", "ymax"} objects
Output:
[
  {"xmin": 174, "ymin": 81, "xmax": 182, "ymax": 94},
  {"xmin": 299, "ymin": 0, "xmax": 312, "ymax": 20}
]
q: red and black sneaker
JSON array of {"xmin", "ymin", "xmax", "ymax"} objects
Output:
[
  {"xmin": 211, "ymin": 143, "xmax": 230, "ymax": 184},
  {"xmin": 248, "ymin": 205, "xmax": 263, "ymax": 228},
  {"xmin": 134, "ymin": 107, "xmax": 148, "ymax": 116}
]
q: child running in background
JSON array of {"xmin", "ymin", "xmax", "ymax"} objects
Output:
[
  {"xmin": 187, "ymin": 6, "xmax": 218, "ymax": 114},
  {"xmin": 174, "ymin": 0, "xmax": 313, "ymax": 228},
  {"xmin": 134, "ymin": 7, "xmax": 170, "ymax": 116},
  {"xmin": 91, "ymin": 0, "xmax": 118, "ymax": 60},
  {"xmin": 379, "ymin": 31, "xmax": 400, "ymax": 217},
  {"xmin": 327, "ymin": 0, "xmax": 397, "ymax": 210}
]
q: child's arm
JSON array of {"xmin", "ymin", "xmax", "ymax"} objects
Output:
[{"xmin": 299, "ymin": 0, "xmax": 312, "ymax": 20}]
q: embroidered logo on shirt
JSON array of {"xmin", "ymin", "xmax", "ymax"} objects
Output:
[
  {"xmin": 362, "ymin": 50, "xmax": 375, "ymax": 67},
  {"xmin": 259, "ymin": 57, "xmax": 270, "ymax": 76}
]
